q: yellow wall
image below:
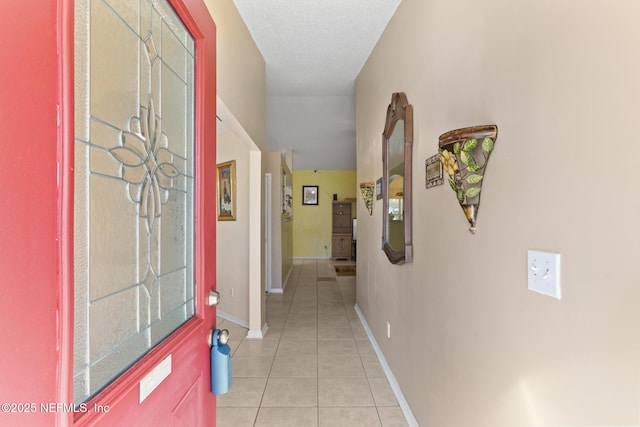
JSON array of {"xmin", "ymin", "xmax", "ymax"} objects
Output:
[
  {"xmin": 293, "ymin": 170, "xmax": 357, "ymax": 258},
  {"xmin": 357, "ymin": 0, "xmax": 640, "ymax": 425}
]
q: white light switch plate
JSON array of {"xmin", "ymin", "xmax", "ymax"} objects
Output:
[{"xmin": 527, "ymin": 250, "xmax": 561, "ymax": 299}]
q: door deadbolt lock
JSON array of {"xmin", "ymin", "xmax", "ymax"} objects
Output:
[{"xmin": 208, "ymin": 289, "xmax": 220, "ymax": 307}]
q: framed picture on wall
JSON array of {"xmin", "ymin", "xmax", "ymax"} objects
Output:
[
  {"xmin": 425, "ymin": 154, "xmax": 443, "ymax": 188},
  {"xmin": 302, "ymin": 185, "xmax": 319, "ymax": 205},
  {"xmin": 376, "ymin": 177, "xmax": 383, "ymax": 200},
  {"xmin": 217, "ymin": 160, "xmax": 236, "ymax": 220}
]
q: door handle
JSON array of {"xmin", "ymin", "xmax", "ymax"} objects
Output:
[
  {"xmin": 208, "ymin": 328, "xmax": 229, "ymax": 347},
  {"xmin": 209, "ymin": 328, "xmax": 231, "ymax": 394},
  {"xmin": 208, "ymin": 289, "xmax": 220, "ymax": 307}
]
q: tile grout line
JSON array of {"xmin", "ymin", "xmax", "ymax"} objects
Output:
[
  {"xmin": 222, "ymin": 259, "xmax": 406, "ymax": 426},
  {"xmin": 253, "ymin": 262, "xmax": 302, "ymax": 426},
  {"xmin": 335, "ymin": 269, "xmax": 383, "ymax": 422}
]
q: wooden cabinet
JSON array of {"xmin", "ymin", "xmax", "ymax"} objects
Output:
[
  {"xmin": 332, "ymin": 234, "xmax": 352, "ymax": 260},
  {"xmin": 332, "ymin": 201, "xmax": 352, "ymax": 260}
]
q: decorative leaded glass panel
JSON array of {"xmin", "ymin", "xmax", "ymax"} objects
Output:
[{"xmin": 73, "ymin": 0, "xmax": 195, "ymax": 404}]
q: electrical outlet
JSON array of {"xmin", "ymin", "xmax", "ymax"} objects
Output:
[
  {"xmin": 527, "ymin": 250, "xmax": 561, "ymax": 299},
  {"xmin": 386, "ymin": 321, "xmax": 391, "ymax": 338}
]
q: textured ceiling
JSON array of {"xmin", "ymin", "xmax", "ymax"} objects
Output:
[{"xmin": 232, "ymin": 0, "xmax": 400, "ymax": 169}]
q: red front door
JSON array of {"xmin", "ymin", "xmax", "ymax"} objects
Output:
[{"xmin": 0, "ymin": 0, "xmax": 217, "ymax": 425}]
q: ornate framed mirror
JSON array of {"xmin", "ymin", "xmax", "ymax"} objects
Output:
[{"xmin": 382, "ymin": 92, "xmax": 413, "ymax": 264}]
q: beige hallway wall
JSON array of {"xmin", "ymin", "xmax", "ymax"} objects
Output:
[
  {"xmin": 216, "ymin": 131, "xmax": 250, "ymax": 323},
  {"xmin": 266, "ymin": 153, "xmax": 294, "ymax": 291},
  {"xmin": 356, "ymin": 0, "xmax": 640, "ymax": 425},
  {"xmin": 206, "ymin": 0, "xmax": 267, "ymax": 331},
  {"xmin": 205, "ymin": 0, "xmax": 265, "ymax": 151}
]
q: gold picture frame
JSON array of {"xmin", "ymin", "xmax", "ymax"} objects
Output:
[{"xmin": 217, "ymin": 160, "xmax": 236, "ymax": 220}]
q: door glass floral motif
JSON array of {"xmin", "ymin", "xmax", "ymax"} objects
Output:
[
  {"xmin": 74, "ymin": 0, "xmax": 195, "ymax": 404},
  {"xmin": 110, "ymin": 97, "xmax": 181, "ymax": 232}
]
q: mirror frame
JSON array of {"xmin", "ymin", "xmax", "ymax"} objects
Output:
[{"xmin": 382, "ymin": 92, "xmax": 413, "ymax": 264}]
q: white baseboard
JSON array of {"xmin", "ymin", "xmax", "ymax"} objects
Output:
[
  {"xmin": 216, "ymin": 310, "xmax": 249, "ymax": 329},
  {"xmin": 292, "ymin": 256, "xmax": 331, "ymax": 260},
  {"xmin": 354, "ymin": 304, "xmax": 418, "ymax": 427},
  {"xmin": 268, "ymin": 288, "xmax": 284, "ymax": 294},
  {"xmin": 246, "ymin": 323, "xmax": 269, "ymax": 340},
  {"xmin": 218, "ymin": 312, "xmax": 269, "ymax": 340}
]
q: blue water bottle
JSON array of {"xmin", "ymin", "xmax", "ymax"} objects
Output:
[{"xmin": 210, "ymin": 329, "xmax": 231, "ymax": 395}]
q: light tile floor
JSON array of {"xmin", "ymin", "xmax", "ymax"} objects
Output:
[{"xmin": 216, "ymin": 259, "xmax": 409, "ymax": 427}]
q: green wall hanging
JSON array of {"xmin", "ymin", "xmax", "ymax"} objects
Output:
[
  {"xmin": 439, "ymin": 125, "xmax": 498, "ymax": 234},
  {"xmin": 359, "ymin": 182, "xmax": 374, "ymax": 216}
]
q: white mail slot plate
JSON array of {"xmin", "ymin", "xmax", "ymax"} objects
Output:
[{"xmin": 139, "ymin": 355, "xmax": 172, "ymax": 403}]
